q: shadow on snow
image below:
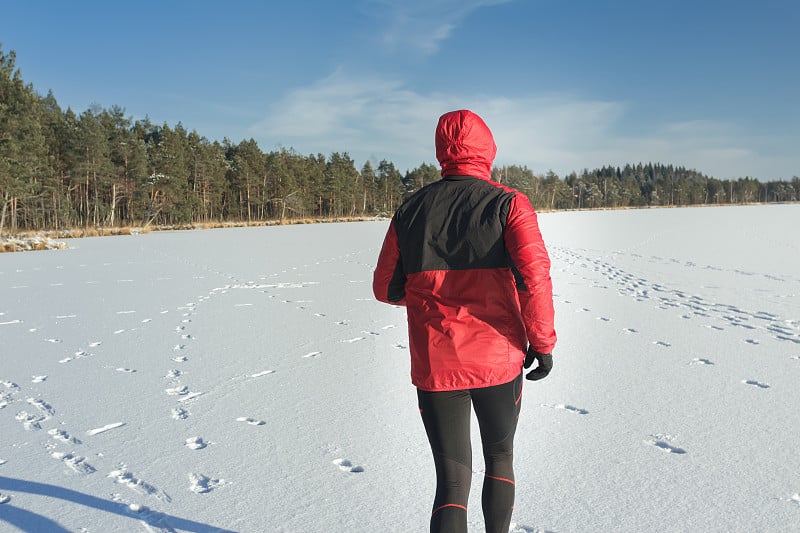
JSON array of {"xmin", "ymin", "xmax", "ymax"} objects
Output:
[{"xmin": 0, "ymin": 476, "xmax": 236, "ymax": 532}]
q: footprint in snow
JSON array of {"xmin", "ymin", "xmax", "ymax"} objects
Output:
[
  {"xmin": 333, "ymin": 458, "xmax": 364, "ymax": 473},
  {"xmin": 302, "ymin": 351, "xmax": 322, "ymax": 358},
  {"xmin": 744, "ymin": 339, "xmax": 760, "ymax": 345},
  {"xmin": 741, "ymin": 379, "xmax": 769, "ymax": 389},
  {"xmin": 653, "ymin": 341, "xmax": 671, "ymax": 348},
  {"xmin": 116, "ymin": 368, "xmax": 136, "ymax": 373},
  {"xmin": 49, "ymin": 428, "xmax": 81, "ymax": 444},
  {"xmin": 622, "ymin": 328, "xmax": 638, "ymax": 334},
  {"xmin": 52, "ymin": 451, "xmax": 96, "ymax": 474},
  {"xmin": 343, "ymin": 337, "xmax": 366, "ymax": 343},
  {"xmin": 171, "ymin": 408, "xmax": 190, "ymax": 420},
  {"xmin": 645, "ymin": 435, "xmax": 687, "ymax": 454},
  {"xmin": 236, "ymin": 417, "xmax": 265, "ymax": 426},
  {"xmin": 177, "ymin": 392, "xmax": 204, "ymax": 403},
  {"xmin": 31, "ymin": 375, "xmax": 47, "ymax": 383},
  {"xmin": 109, "ymin": 468, "xmax": 170, "ymax": 501},
  {"xmin": 185, "ymin": 437, "xmax": 207, "ymax": 450},
  {"xmin": 27, "ymin": 398, "xmax": 55, "ymax": 416},
  {"xmin": 689, "ymin": 358, "xmax": 714, "ymax": 365},
  {"xmin": 541, "ymin": 403, "xmax": 588, "ymax": 415},
  {"xmin": 15, "ymin": 411, "xmax": 47, "ymax": 431},
  {"xmin": 189, "ymin": 473, "xmax": 227, "ymax": 494}
]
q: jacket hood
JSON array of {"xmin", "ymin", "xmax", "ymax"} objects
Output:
[{"xmin": 435, "ymin": 109, "xmax": 497, "ymax": 180}]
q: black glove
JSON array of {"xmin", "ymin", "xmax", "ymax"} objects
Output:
[{"xmin": 523, "ymin": 348, "xmax": 553, "ymax": 381}]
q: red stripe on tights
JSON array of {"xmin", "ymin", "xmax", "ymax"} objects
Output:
[
  {"xmin": 485, "ymin": 473, "xmax": 515, "ymax": 485},
  {"xmin": 431, "ymin": 503, "xmax": 467, "ymax": 516}
]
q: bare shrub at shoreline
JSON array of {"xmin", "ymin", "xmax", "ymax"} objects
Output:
[{"xmin": 0, "ymin": 216, "xmax": 382, "ymax": 253}]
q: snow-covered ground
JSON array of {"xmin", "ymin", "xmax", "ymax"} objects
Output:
[{"xmin": 1, "ymin": 204, "xmax": 799, "ymax": 532}]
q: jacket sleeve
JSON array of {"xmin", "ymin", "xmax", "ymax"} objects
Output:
[
  {"xmin": 504, "ymin": 194, "xmax": 557, "ymax": 354},
  {"xmin": 372, "ymin": 219, "xmax": 407, "ymax": 306}
]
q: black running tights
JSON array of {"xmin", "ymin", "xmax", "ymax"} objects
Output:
[{"xmin": 417, "ymin": 372, "xmax": 523, "ymax": 533}]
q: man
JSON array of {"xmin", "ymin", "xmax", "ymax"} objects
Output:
[{"xmin": 373, "ymin": 109, "xmax": 557, "ymax": 533}]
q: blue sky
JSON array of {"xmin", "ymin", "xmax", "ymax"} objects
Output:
[{"xmin": 2, "ymin": 0, "xmax": 798, "ymax": 179}]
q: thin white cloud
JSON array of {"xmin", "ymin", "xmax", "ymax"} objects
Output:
[
  {"xmin": 250, "ymin": 69, "xmax": 449, "ymax": 168},
  {"xmin": 364, "ymin": 0, "xmax": 512, "ymax": 55},
  {"xmin": 250, "ymin": 71, "xmax": 798, "ymax": 180}
]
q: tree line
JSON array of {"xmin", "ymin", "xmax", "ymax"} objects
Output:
[{"xmin": 2, "ymin": 45, "xmax": 798, "ymax": 234}]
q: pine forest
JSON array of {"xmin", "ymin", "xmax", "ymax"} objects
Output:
[{"xmin": 2, "ymin": 45, "xmax": 798, "ymax": 235}]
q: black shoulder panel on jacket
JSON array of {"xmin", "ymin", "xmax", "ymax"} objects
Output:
[{"xmin": 393, "ymin": 176, "xmax": 514, "ymax": 274}]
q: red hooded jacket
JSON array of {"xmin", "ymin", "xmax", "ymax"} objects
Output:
[{"xmin": 373, "ymin": 110, "xmax": 556, "ymax": 391}]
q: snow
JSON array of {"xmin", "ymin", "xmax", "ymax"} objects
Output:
[{"xmin": 1, "ymin": 204, "xmax": 799, "ymax": 532}]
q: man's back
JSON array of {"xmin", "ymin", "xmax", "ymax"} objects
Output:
[
  {"xmin": 394, "ymin": 175, "xmax": 515, "ymax": 273},
  {"xmin": 373, "ymin": 109, "xmax": 555, "ymax": 392}
]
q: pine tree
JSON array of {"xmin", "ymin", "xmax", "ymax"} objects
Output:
[
  {"xmin": 376, "ymin": 159, "xmax": 403, "ymax": 215},
  {"xmin": 0, "ymin": 45, "xmax": 48, "ymax": 234},
  {"xmin": 402, "ymin": 162, "xmax": 439, "ymax": 196},
  {"xmin": 360, "ymin": 160, "xmax": 377, "ymax": 214}
]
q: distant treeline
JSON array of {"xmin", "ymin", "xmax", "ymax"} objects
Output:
[{"xmin": 2, "ymin": 45, "xmax": 798, "ymax": 234}]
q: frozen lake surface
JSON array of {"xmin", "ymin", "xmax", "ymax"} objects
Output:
[{"xmin": 1, "ymin": 204, "xmax": 799, "ymax": 532}]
